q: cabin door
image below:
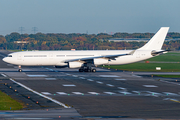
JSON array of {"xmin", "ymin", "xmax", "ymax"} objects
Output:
[{"xmin": 17, "ymin": 54, "xmax": 22, "ymax": 60}]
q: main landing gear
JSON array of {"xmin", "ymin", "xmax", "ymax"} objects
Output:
[
  {"xmin": 78, "ymin": 63, "xmax": 96, "ymax": 72},
  {"xmin": 18, "ymin": 65, "xmax": 22, "ymax": 72},
  {"xmin": 79, "ymin": 68, "xmax": 96, "ymax": 72}
]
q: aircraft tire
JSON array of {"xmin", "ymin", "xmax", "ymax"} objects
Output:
[
  {"xmin": 92, "ymin": 69, "xmax": 96, "ymax": 72},
  {"xmin": 79, "ymin": 69, "xmax": 84, "ymax": 72}
]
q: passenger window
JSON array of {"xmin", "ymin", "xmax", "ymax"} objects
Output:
[{"xmin": 8, "ymin": 55, "xmax": 12, "ymax": 57}]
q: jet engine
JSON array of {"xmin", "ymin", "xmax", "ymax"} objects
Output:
[
  {"xmin": 68, "ymin": 62, "xmax": 84, "ymax": 68},
  {"xmin": 94, "ymin": 58, "xmax": 109, "ymax": 66}
]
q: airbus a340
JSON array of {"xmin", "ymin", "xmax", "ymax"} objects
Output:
[{"xmin": 3, "ymin": 27, "xmax": 169, "ymax": 72}]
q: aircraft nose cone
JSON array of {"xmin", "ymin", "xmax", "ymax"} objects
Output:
[{"xmin": 2, "ymin": 57, "xmax": 7, "ymax": 62}]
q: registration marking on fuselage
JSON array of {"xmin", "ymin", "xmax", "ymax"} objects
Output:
[{"xmin": 99, "ymin": 75, "xmax": 119, "ymax": 77}]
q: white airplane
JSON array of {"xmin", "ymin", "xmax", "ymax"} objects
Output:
[{"xmin": 3, "ymin": 27, "xmax": 169, "ymax": 72}]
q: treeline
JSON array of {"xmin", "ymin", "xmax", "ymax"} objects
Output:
[{"xmin": 0, "ymin": 32, "xmax": 180, "ymax": 50}]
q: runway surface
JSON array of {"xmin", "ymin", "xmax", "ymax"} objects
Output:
[{"xmin": 0, "ymin": 50, "xmax": 180, "ymax": 119}]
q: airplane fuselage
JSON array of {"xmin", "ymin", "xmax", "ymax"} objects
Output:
[{"xmin": 3, "ymin": 50, "xmax": 153, "ymax": 66}]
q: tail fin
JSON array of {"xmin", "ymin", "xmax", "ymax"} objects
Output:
[{"xmin": 138, "ymin": 27, "xmax": 169, "ymax": 50}]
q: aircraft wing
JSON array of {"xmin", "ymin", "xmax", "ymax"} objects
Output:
[{"xmin": 64, "ymin": 53, "xmax": 131, "ymax": 63}]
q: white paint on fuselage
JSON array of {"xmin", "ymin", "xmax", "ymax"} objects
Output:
[{"xmin": 3, "ymin": 50, "xmax": 152, "ymax": 67}]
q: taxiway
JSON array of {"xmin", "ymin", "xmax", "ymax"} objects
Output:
[{"xmin": 0, "ymin": 50, "xmax": 180, "ymax": 119}]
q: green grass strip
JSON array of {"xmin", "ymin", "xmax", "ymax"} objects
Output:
[
  {"xmin": 0, "ymin": 91, "xmax": 23, "ymax": 110},
  {"xmin": 153, "ymin": 75, "xmax": 180, "ymax": 78},
  {"xmin": 103, "ymin": 63, "xmax": 180, "ymax": 72}
]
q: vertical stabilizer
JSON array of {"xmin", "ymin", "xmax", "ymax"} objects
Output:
[{"xmin": 138, "ymin": 27, "xmax": 169, "ymax": 50}]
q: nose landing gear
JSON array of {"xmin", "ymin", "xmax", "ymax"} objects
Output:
[{"xmin": 18, "ymin": 65, "xmax": 22, "ymax": 72}]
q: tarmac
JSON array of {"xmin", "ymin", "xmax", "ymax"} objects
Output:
[{"xmin": 0, "ymin": 50, "xmax": 180, "ymax": 120}]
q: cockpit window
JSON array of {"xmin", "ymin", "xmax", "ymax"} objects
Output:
[{"xmin": 8, "ymin": 55, "xmax": 12, "ymax": 57}]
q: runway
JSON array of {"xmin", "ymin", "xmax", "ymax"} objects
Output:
[{"xmin": 0, "ymin": 50, "xmax": 180, "ymax": 119}]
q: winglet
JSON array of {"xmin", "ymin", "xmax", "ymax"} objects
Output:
[{"xmin": 138, "ymin": 27, "xmax": 169, "ymax": 50}]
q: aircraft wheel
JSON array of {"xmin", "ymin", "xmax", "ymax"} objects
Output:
[
  {"xmin": 92, "ymin": 69, "xmax": 96, "ymax": 72},
  {"xmin": 18, "ymin": 69, "xmax": 22, "ymax": 72},
  {"xmin": 79, "ymin": 69, "xmax": 84, "ymax": 72}
]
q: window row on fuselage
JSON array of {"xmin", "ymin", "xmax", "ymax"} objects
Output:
[{"xmin": 23, "ymin": 55, "xmax": 95, "ymax": 57}]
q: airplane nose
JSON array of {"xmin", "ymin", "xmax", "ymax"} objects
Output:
[{"xmin": 2, "ymin": 57, "xmax": 7, "ymax": 62}]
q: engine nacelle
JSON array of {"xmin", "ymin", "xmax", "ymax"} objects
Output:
[
  {"xmin": 68, "ymin": 62, "xmax": 84, "ymax": 68},
  {"xmin": 94, "ymin": 58, "xmax": 109, "ymax": 66}
]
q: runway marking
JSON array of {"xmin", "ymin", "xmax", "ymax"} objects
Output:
[
  {"xmin": 132, "ymin": 91, "xmax": 141, "ymax": 94},
  {"xmin": 99, "ymin": 75, "xmax": 119, "ymax": 77},
  {"xmin": 45, "ymin": 78, "xmax": 56, "ymax": 80},
  {"xmin": 79, "ymin": 77, "xmax": 85, "ymax": 79},
  {"xmin": 119, "ymin": 91, "xmax": 132, "ymax": 95},
  {"xmin": 72, "ymin": 75, "xmax": 78, "ymax": 77},
  {"xmin": 87, "ymin": 79, "xmax": 94, "ymax": 81},
  {"xmin": 56, "ymin": 92, "xmax": 68, "ymax": 95},
  {"xmin": 27, "ymin": 75, "xmax": 47, "ymax": 77},
  {"xmin": 104, "ymin": 92, "xmax": 116, "ymax": 95},
  {"xmin": 115, "ymin": 79, "xmax": 126, "ymax": 80},
  {"xmin": 146, "ymin": 91, "xmax": 161, "ymax": 96},
  {"xmin": 106, "ymin": 84, "xmax": 114, "ymax": 87},
  {"xmin": 41, "ymin": 92, "xmax": 52, "ymax": 95},
  {"xmin": 164, "ymin": 98, "xmax": 180, "ymax": 103},
  {"xmin": 143, "ymin": 85, "xmax": 158, "ymax": 87},
  {"xmin": 96, "ymin": 81, "xmax": 103, "ymax": 84},
  {"xmin": 62, "ymin": 84, "xmax": 76, "ymax": 87},
  {"xmin": 132, "ymin": 75, "xmax": 141, "ymax": 77},
  {"xmin": 72, "ymin": 92, "xmax": 84, "ymax": 95},
  {"xmin": 88, "ymin": 92, "xmax": 99, "ymax": 95},
  {"xmin": 66, "ymin": 73, "xmax": 71, "ymax": 76},
  {"xmin": 9, "ymin": 78, "xmax": 70, "ymax": 108},
  {"xmin": 45, "ymin": 68, "xmax": 54, "ymax": 71},
  {"xmin": 1, "ymin": 73, "xmax": 7, "ymax": 77},
  {"xmin": 160, "ymin": 80, "xmax": 180, "ymax": 86},
  {"xmin": 163, "ymin": 92, "xmax": 178, "ymax": 96},
  {"xmin": 118, "ymin": 87, "xmax": 126, "ymax": 90}
]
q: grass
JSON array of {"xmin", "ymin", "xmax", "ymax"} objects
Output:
[
  {"xmin": 0, "ymin": 91, "xmax": 23, "ymax": 110},
  {"xmin": 147, "ymin": 52, "xmax": 180, "ymax": 62},
  {"xmin": 153, "ymin": 75, "xmax": 180, "ymax": 78},
  {"xmin": 103, "ymin": 63, "xmax": 180, "ymax": 72}
]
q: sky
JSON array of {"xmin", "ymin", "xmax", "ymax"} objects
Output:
[{"xmin": 0, "ymin": 0, "xmax": 180, "ymax": 36}]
